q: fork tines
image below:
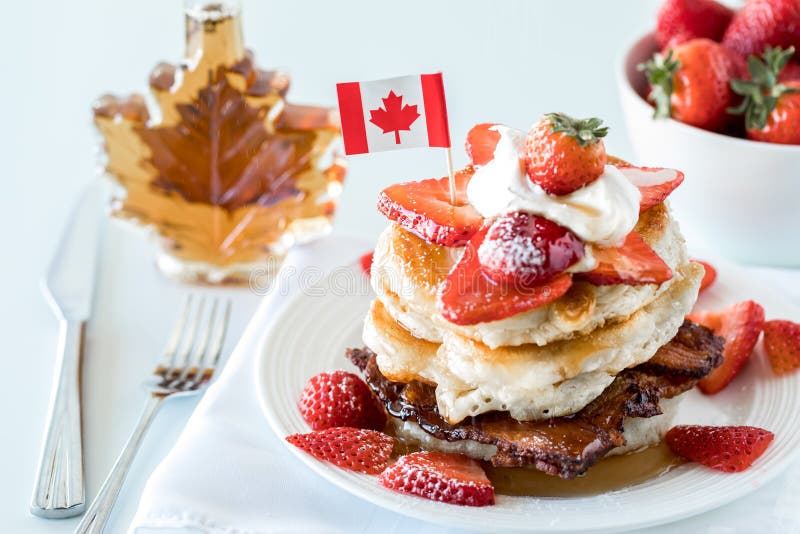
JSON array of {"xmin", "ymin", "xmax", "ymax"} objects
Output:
[{"xmin": 155, "ymin": 295, "xmax": 232, "ymax": 391}]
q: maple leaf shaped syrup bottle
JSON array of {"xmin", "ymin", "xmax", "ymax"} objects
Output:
[{"xmin": 93, "ymin": 0, "xmax": 346, "ymax": 285}]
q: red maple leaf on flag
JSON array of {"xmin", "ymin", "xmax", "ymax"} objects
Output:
[{"xmin": 369, "ymin": 91, "xmax": 420, "ymax": 144}]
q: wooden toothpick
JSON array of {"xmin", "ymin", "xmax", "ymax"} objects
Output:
[{"xmin": 445, "ymin": 147, "xmax": 456, "ymax": 206}]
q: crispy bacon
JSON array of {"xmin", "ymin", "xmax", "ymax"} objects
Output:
[{"xmin": 347, "ymin": 321, "xmax": 723, "ymax": 479}]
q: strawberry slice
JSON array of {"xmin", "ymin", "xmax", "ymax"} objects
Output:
[
  {"xmin": 477, "ymin": 211, "xmax": 584, "ymax": 286},
  {"xmin": 377, "ymin": 169, "xmax": 483, "ymax": 247},
  {"xmin": 616, "ymin": 166, "xmax": 684, "ymax": 213},
  {"xmin": 687, "ymin": 301, "xmax": 765, "ymax": 394},
  {"xmin": 666, "ymin": 425, "xmax": 774, "ymax": 473},
  {"xmin": 358, "ymin": 250, "xmax": 374, "ymax": 277},
  {"xmin": 298, "ymin": 370, "xmax": 386, "ymax": 431},
  {"xmin": 378, "ymin": 451, "xmax": 495, "ymax": 506},
  {"xmin": 465, "ymin": 123, "xmax": 501, "ymax": 167},
  {"xmin": 577, "ymin": 232, "xmax": 673, "ymax": 286},
  {"xmin": 763, "ymin": 319, "xmax": 800, "ymax": 375},
  {"xmin": 287, "ymin": 427, "xmax": 394, "ymax": 475},
  {"xmin": 438, "ymin": 226, "xmax": 573, "ymax": 325},
  {"xmin": 693, "ymin": 259, "xmax": 717, "ymax": 292}
]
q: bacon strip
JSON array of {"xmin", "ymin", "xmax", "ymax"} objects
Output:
[{"xmin": 347, "ymin": 321, "xmax": 722, "ymax": 479}]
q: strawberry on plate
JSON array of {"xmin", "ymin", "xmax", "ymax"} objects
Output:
[
  {"xmin": 666, "ymin": 425, "xmax": 774, "ymax": 473},
  {"xmin": 299, "ymin": 371, "xmax": 386, "ymax": 431},
  {"xmin": 377, "ymin": 169, "xmax": 483, "ymax": 247},
  {"xmin": 615, "ymin": 166, "xmax": 685, "ymax": 213},
  {"xmin": 477, "ymin": 211, "xmax": 584, "ymax": 286},
  {"xmin": 729, "ymin": 46, "xmax": 800, "ymax": 145},
  {"xmin": 693, "ymin": 259, "xmax": 718, "ymax": 292},
  {"xmin": 286, "ymin": 427, "xmax": 394, "ymax": 475},
  {"xmin": 687, "ymin": 300, "xmax": 766, "ymax": 394},
  {"xmin": 465, "ymin": 123, "xmax": 502, "ymax": 167},
  {"xmin": 722, "ymin": 0, "xmax": 800, "ymax": 59},
  {"xmin": 438, "ymin": 226, "xmax": 573, "ymax": 325},
  {"xmin": 577, "ymin": 231, "xmax": 673, "ymax": 286},
  {"xmin": 639, "ymin": 39, "xmax": 746, "ymax": 132},
  {"xmin": 358, "ymin": 250, "xmax": 374, "ymax": 277},
  {"xmin": 378, "ymin": 451, "xmax": 495, "ymax": 507},
  {"xmin": 523, "ymin": 113, "xmax": 609, "ymax": 196},
  {"xmin": 763, "ymin": 319, "xmax": 800, "ymax": 375},
  {"xmin": 656, "ymin": 0, "xmax": 734, "ymax": 49}
]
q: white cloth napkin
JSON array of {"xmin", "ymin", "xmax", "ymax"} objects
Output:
[{"xmin": 130, "ymin": 237, "xmax": 800, "ymax": 534}]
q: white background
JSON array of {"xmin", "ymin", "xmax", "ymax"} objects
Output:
[{"xmin": 3, "ymin": 0, "xmax": 772, "ymax": 533}]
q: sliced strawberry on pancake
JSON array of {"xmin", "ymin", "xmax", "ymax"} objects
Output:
[
  {"xmin": 477, "ymin": 211, "xmax": 584, "ymax": 286},
  {"xmin": 577, "ymin": 231, "xmax": 673, "ymax": 286},
  {"xmin": 437, "ymin": 226, "xmax": 573, "ymax": 325},
  {"xmin": 465, "ymin": 123, "xmax": 502, "ymax": 167},
  {"xmin": 377, "ymin": 168, "xmax": 483, "ymax": 247},
  {"xmin": 616, "ymin": 166, "xmax": 685, "ymax": 213}
]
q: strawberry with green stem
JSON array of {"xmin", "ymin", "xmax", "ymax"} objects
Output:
[
  {"xmin": 638, "ymin": 39, "xmax": 746, "ymax": 132},
  {"xmin": 729, "ymin": 46, "xmax": 800, "ymax": 144},
  {"xmin": 523, "ymin": 113, "xmax": 609, "ymax": 196}
]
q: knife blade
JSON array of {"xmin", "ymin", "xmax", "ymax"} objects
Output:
[{"xmin": 31, "ymin": 182, "xmax": 105, "ymax": 518}]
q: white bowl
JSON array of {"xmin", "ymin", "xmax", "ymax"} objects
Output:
[{"xmin": 617, "ymin": 33, "xmax": 800, "ymax": 267}]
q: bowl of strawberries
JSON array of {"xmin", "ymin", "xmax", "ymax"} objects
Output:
[{"xmin": 617, "ymin": 0, "xmax": 800, "ymax": 267}]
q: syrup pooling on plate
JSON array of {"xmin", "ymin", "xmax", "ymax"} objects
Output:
[
  {"xmin": 389, "ymin": 424, "xmax": 684, "ymax": 497},
  {"xmin": 486, "ymin": 443, "xmax": 684, "ymax": 497}
]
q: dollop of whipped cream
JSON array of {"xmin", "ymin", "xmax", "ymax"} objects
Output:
[{"xmin": 466, "ymin": 125, "xmax": 642, "ymax": 247}]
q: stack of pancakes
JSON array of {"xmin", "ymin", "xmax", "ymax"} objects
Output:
[{"xmin": 351, "ymin": 203, "xmax": 723, "ymax": 478}]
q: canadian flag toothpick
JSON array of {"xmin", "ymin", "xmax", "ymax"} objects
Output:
[
  {"xmin": 336, "ymin": 73, "xmax": 451, "ymax": 155},
  {"xmin": 336, "ymin": 72, "xmax": 456, "ymax": 203}
]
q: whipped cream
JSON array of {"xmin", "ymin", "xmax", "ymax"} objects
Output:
[{"xmin": 466, "ymin": 126, "xmax": 642, "ymax": 248}]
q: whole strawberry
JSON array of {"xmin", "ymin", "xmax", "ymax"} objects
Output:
[
  {"xmin": 779, "ymin": 60, "xmax": 800, "ymax": 81},
  {"xmin": 763, "ymin": 319, "xmax": 800, "ymax": 374},
  {"xmin": 656, "ymin": 0, "xmax": 734, "ymax": 49},
  {"xmin": 729, "ymin": 46, "xmax": 800, "ymax": 144},
  {"xmin": 524, "ymin": 113, "xmax": 608, "ymax": 196},
  {"xmin": 298, "ymin": 370, "xmax": 386, "ymax": 431},
  {"xmin": 666, "ymin": 425, "xmax": 774, "ymax": 472},
  {"xmin": 639, "ymin": 39, "xmax": 746, "ymax": 132},
  {"xmin": 722, "ymin": 0, "xmax": 800, "ymax": 59}
]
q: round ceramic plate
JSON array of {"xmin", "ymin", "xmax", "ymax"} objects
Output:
[{"xmin": 256, "ymin": 259, "xmax": 800, "ymax": 533}]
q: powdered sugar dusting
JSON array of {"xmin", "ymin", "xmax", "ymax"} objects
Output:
[{"xmin": 478, "ymin": 218, "xmax": 545, "ymax": 275}]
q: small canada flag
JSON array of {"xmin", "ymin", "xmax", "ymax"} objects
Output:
[{"xmin": 336, "ymin": 73, "xmax": 451, "ymax": 155}]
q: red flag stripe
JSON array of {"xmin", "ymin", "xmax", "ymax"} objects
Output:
[
  {"xmin": 420, "ymin": 73, "xmax": 451, "ymax": 148},
  {"xmin": 336, "ymin": 82, "xmax": 369, "ymax": 155}
]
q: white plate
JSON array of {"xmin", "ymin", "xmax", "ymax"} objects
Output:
[{"xmin": 257, "ymin": 259, "xmax": 800, "ymax": 533}]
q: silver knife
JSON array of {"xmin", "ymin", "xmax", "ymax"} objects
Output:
[{"xmin": 31, "ymin": 182, "xmax": 105, "ymax": 518}]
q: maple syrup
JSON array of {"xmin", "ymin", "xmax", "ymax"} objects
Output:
[
  {"xmin": 485, "ymin": 443, "xmax": 684, "ymax": 497},
  {"xmin": 390, "ymin": 428, "xmax": 683, "ymax": 498},
  {"xmin": 93, "ymin": 0, "xmax": 346, "ymax": 284}
]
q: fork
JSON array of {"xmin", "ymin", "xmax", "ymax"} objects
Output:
[{"xmin": 74, "ymin": 295, "xmax": 232, "ymax": 534}]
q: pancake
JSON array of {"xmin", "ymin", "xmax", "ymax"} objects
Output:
[
  {"xmin": 364, "ymin": 261, "xmax": 703, "ymax": 424},
  {"xmin": 348, "ymin": 328, "xmax": 723, "ymax": 477},
  {"xmin": 371, "ymin": 203, "xmax": 689, "ymax": 349}
]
